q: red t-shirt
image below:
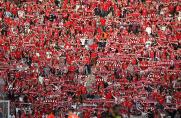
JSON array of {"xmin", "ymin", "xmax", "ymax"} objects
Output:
[
  {"xmin": 106, "ymin": 92, "xmax": 112, "ymax": 99},
  {"xmin": 15, "ymin": 50, "xmax": 21, "ymax": 57},
  {"xmin": 84, "ymin": 57, "xmax": 90, "ymax": 64},
  {"xmin": 81, "ymin": 86, "xmax": 87, "ymax": 94},
  {"xmin": 140, "ymin": 60, "xmax": 148, "ymax": 70},
  {"xmin": 90, "ymin": 44, "xmax": 98, "ymax": 50},
  {"xmin": 122, "ymin": 62, "xmax": 128, "ymax": 69},
  {"xmin": 142, "ymin": 9, "xmax": 147, "ymax": 16},
  {"xmin": 161, "ymin": 50, "xmax": 167, "ymax": 59},
  {"xmin": 68, "ymin": 65, "xmax": 76, "ymax": 72},
  {"xmin": 2, "ymin": 46, "xmax": 9, "ymax": 52},
  {"xmin": 102, "ymin": 3, "xmax": 109, "ymax": 11},
  {"xmin": 157, "ymin": 96, "xmax": 164, "ymax": 104},
  {"xmin": 131, "ymin": 58, "xmax": 137, "ymax": 65},
  {"xmin": 91, "ymin": 52, "xmax": 97, "ymax": 58},
  {"xmin": 150, "ymin": 50, "xmax": 155, "ymax": 59},
  {"xmin": 66, "ymin": 55, "xmax": 73, "ymax": 64},
  {"xmin": 100, "ymin": 18, "xmax": 106, "ymax": 26}
]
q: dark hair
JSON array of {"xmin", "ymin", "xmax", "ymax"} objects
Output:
[
  {"xmin": 68, "ymin": 107, "xmax": 75, "ymax": 112},
  {"xmin": 112, "ymin": 104, "xmax": 120, "ymax": 115}
]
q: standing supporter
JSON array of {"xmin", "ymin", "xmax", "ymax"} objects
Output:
[
  {"xmin": 68, "ymin": 108, "xmax": 79, "ymax": 118},
  {"xmin": 48, "ymin": 112, "xmax": 55, "ymax": 118}
]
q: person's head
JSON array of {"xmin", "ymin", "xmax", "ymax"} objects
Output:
[
  {"xmin": 68, "ymin": 108, "xmax": 75, "ymax": 115},
  {"xmin": 112, "ymin": 104, "xmax": 120, "ymax": 116},
  {"xmin": 50, "ymin": 111, "xmax": 54, "ymax": 114}
]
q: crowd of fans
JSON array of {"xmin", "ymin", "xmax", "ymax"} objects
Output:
[{"xmin": 0, "ymin": 0, "xmax": 180, "ymax": 117}]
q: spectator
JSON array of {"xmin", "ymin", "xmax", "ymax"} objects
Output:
[
  {"xmin": 48, "ymin": 111, "xmax": 55, "ymax": 118},
  {"xmin": 68, "ymin": 108, "xmax": 79, "ymax": 118}
]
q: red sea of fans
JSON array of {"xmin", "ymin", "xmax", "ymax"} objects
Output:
[{"xmin": 0, "ymin": 0, "xmax": 180, "ymax": 117}]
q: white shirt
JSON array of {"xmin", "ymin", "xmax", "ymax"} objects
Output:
[
  {"xmin": 38, "ymin": 76, "xmax": 44, "ymax": 84},
  {"xmin": 166, "ymin": 96, "xmax": 172, "ymax": 103},
  {"xmin": 80, "ymin": 38, "xmax": 86, "ymax": 45},
  {"xmin": 178, "ymin": 11, "xmax": 181, "ymax": 21},
  {"xmin": 9, "ymin": 114, "xmax": 15, "ymax": 118},
  {"xmin": 145, "ymin": 27, "xmax": 152, "ymax": 35},
  {"xmin": 161, "ymin": 26, "xmax": 166, "ymax": 31}
]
